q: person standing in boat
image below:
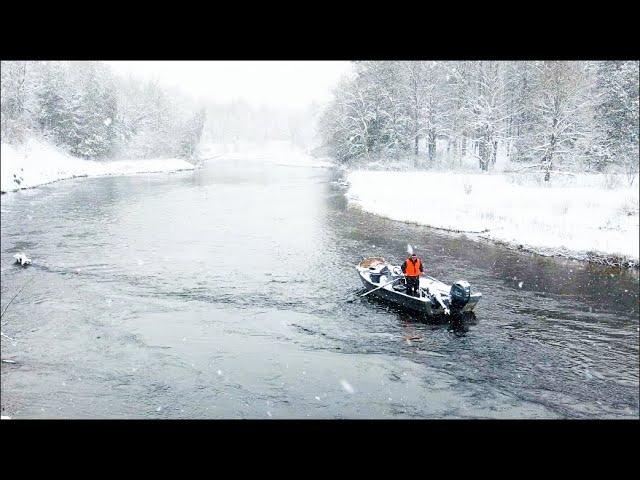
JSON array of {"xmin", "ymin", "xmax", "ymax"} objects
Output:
[{"xmin": 401, "ymin": 252, "xmax": 424, "ymax": 297}]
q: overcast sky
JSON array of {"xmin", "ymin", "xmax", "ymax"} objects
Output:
[{"xmin": 105, "ymin": 61, "xmax": 352, "ymax": 109}]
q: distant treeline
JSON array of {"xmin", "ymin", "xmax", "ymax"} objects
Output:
[
  {"xmin": 1, "ymin": 61, "xmax": 206, "ymax": 160},
  {"xmin": 204, "ymin": 100, "xmax": 320, "ymax": 149},
  {"xmin": 319, "ymin": 61, "xmax": 639, "ymax": 174}
]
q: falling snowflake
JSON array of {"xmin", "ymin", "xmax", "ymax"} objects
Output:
[
  {"xmin": 340, "ymin": 379, "xmax": 355, "ymax": 394},
  {"xmin": 104, "ymin": 117, "xmax": 112, "ymax": 126},
  {"xmin": 518, "ymin": 281, "xmax": 524, "ymax": 288}
]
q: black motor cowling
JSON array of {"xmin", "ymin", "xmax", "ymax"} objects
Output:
[{"xmin": 450, "ymin": 280, "xmax": 471, "ymax": 310}]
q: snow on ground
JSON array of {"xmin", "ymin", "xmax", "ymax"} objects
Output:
[
  {"xmin": 200, "ymin": 140, "xmax": 333, "ymax": 168},
  {"xmin": 346, "ymin": 170, "xmax": 640, "ymax": 263},
  {"xmin": 1, "ymin": 138, "xmax": 196, "ymax": 194}
]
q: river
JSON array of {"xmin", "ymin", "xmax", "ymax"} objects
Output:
[{"xmin": 1, "ymin": 154, "xmax": 638, "ymax": 418}]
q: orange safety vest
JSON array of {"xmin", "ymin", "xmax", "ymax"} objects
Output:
[{"xmin": 405, "ymin": 257, "xmax": 422, "ymax": 277}]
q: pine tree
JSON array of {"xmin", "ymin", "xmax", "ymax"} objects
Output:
[{"xmin": 36, "ymin": 61, "xmax": 69, "ymax": 145}]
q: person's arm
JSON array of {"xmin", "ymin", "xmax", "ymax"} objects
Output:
[
  {"xmin": 419, "ymin": 262, "xmax": 424, "ymax": 274},
  {"xmin": 401, "ymin": 261, "xmax": 407, "ymax": 273}
]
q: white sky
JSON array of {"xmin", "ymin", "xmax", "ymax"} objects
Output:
[{"xmin": 105, "ymin": 61, "xmax": 352, "ymax": 109}]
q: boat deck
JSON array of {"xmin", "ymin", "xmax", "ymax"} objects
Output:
[{"xmin": 356, "ymin": 257, "xmax": 481, "ymax": 315}]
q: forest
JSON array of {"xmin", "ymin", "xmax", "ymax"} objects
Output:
[
  {"xmin": 318, "ymin": 61, "xmax": 639, "ymax": 180},
  {"xmin": 1, "ymin": 61, "xmax": 206, "ymax": 161}
]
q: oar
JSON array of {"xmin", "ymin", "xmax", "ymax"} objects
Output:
[
  {"xmin": 431, "ymin": 290, "xmax": 450, "ymax": 315},
  {"xmin": 361, "ymin": 275, "xmax": 404, "ymax": 297}
]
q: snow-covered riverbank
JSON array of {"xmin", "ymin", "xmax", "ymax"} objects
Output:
[
  {"xmin": 1, "ymin": 138, "xmax": 197, "ymax": 194},
  {"xmin": 346, "ymin": 170, "xmax": 640, "ymax": 267}
]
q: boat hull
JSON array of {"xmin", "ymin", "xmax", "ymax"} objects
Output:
[
  {"xmin": 356, "ymin": 260, "xmax": 481, "ymax": 316},
  {"xmin": 358, "ymin": 270, "xmax": 435, "ymax": 315}
]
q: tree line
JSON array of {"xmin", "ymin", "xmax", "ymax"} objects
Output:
[
  {"xmin": 1, "ymin": 61, "xmax": 206, "ymax": 161},
  {"xmin": 319, "ymin": 61, "xmax": 639, "ymax": 177},
  {"xmin": 204, "ymin": 99, "xmax": 319, "ymax": 150}
]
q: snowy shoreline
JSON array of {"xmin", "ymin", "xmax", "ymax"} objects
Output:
[
  {"xmin": 345, "ymin": 170, "xmax": 640, "ymax": 268},
  {"xmin": 1, "ymin": 139, "xmax": 197, "ymax": 194}
]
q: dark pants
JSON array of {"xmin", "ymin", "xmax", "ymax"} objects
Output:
[{"xmin": 405, "ymin": 276, "xmax": 419, "ymax": 297}]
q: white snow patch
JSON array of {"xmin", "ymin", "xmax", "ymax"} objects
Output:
[
  {"xmin": 13, "ymin": 252, "xmax": 32, "ymax": 266},
  {"xmin": 346, "ymin": 170, "xmax": 639, "ymax": 262},
  {"xmin": 1, "ymin": 138, "xmax": 196, "ymax": 193}
]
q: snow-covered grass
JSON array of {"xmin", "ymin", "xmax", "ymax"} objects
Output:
[
  {"xmin": 346, "ymin": 170, "xmax": 640, "ymax": 266},
  {"xmin": 200, "ymin": 140, "xmax": 334, "ymax": 168},
  {"xmin": 1, "ymin": 138, "xmax": 197, "ymax": 194}
]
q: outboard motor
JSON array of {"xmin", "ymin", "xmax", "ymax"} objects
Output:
[{"xmin": 449, "ymin": 280, "xmax": 471, "ymax": 312}]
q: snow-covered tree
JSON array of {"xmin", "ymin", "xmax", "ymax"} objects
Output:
[
  {"xmin": 35, "ymin": 61, "xmax": 71, "ymax": 145},
  {"xmin": 502, "ymin": 61, "xmax": 542, "ymax": 163},
  {"xmin": 528, "ymin": 61, "xmax": 594, "ymax": 179},
  {"xmin": 179, "ymin": 107, "xmax": 207, "ymax": 158},
  {"xmin": 1, "ymin": 61, "xmax": 39, "ymax": 143},
  {"xmin": 398, "ymin": 61, "xmax": 427, "ymax": 157},
  {"xmin": 591, "ymin": 61, "xmax": 639, "ymax": 181},
  {"xmin": 420, "ymin": 61, "xmax": 452, "ymax": 165},
  {"xmin": 63, "ymin": 62, "xmax": 118, "ymax": 159},
  {"xmin": 1, "ymin": 61, "xmax": 207, "ymax": 162}
]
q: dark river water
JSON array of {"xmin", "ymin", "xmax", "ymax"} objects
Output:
[{"xmin": 1, "ymin": 156, "xmax": 639, "ymax": 418}]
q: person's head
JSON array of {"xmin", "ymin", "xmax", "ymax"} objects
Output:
[{"xmin": 410, "ymin": 253, "xmax": 417, "ymax": 260}]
